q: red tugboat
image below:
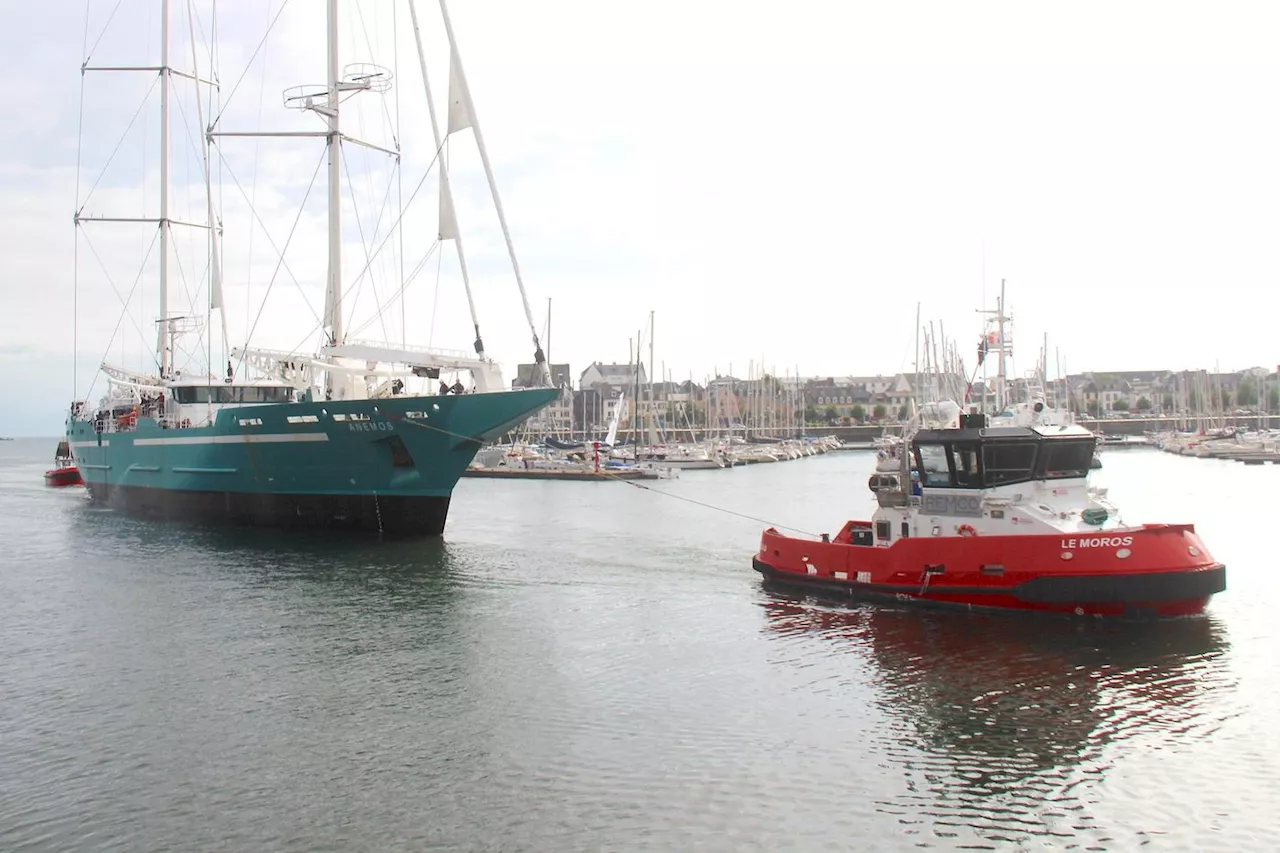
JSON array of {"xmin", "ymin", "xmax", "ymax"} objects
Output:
[
  {"xmin": 753, "ymin": 404, "xmax": 1226, "ymax": 619},
  {"xmin": 44, "ymin": 439, "xmax": 83, "ymax": 487}
]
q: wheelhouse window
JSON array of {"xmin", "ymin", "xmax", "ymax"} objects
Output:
[
  {"xmin": 171, "ymin": 385, "xmax": 293, "ymax": 405},
  {"xmin": 917, "ymin": 443, "xmax": 952, "ymax": 487},
  {"xmin": 172, "ymin": 386, "xmax": 210, "ymax": 404},
  {"xmin": 983, "ymin": 442, "xmax": 1037, "ymax": 486},
  {"xmin": 240, "ymin": 386, "xmax": 293, "ymax": 403},
  {"xmin": 951, "ymin": 442, "xmax": 981, "ymax": 488},
  {"xmin": 1038, "ymin": 439, "xmax": 1095, "ymax": 479}
]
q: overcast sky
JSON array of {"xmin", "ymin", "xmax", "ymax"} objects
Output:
[{"xmin": 3, "ymin": 0, "xmax": 1279, "ymax": 435}]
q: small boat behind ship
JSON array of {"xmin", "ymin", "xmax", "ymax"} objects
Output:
[
  {"xmin": 753, "ymin": 402, "xmax": 1226, "ymax": 619},
  {"xmin": 44, "ymin": 440, "xmax": 83, "ymax": 487}
]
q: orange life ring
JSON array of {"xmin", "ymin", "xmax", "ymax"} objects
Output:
[{"xmin": 957, "ymin": 524, "xmax": 978, "ymax": 537}]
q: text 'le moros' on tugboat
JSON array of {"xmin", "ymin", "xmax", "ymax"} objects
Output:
[{"xmin": 753, "ymin": 402, "xmax": 1226, "ymax": 619}]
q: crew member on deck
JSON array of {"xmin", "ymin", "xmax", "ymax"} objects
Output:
[{"xmin": 451, "ymin": 379, "xmax": 466, "ymax": 395}]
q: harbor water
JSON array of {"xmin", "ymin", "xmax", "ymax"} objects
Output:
[{"xmin": 0, "ymin": 438, "xmax": 1276, "ymax": 851}]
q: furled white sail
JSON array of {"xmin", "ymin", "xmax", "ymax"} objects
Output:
[{"xmin": 446, "ymin": 54, "xmax": 473, "ymax": 135}]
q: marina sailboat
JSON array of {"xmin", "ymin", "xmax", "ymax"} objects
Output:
[{"xmin": 66, "ymin": 0, "xmax": 559, "ymax": 535}]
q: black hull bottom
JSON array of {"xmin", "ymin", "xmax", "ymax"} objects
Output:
[
  {"xmin": 86, "ymin": 483, "xmax": 451, "ymax": 537},
  {"xmin": 752, "ymin": 558, "xmax": 1224, "ymax": 620}
]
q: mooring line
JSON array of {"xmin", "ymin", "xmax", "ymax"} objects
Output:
[
  {"xmin": 603, "ymin": 476, "xmax": 822, "ymax": 538},
  {"xmin": 389, "ymin": 411, "xmax": 822, "ymax": 539}
]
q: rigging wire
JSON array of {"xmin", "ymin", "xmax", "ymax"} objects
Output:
[
  {"xmin": 139, "ymin": 0, "xmax": 153, "ymax": 374},
  {"xmin": 355, "ymin": 0, "xmax": 397, "ymax": 142},
  {"xmin": 329, "ymin": 134, "xmax": 449, "ymax": 332},
  {"xmin": 347, "ymin": 0, "xmax": 379, "ymax": 332},
  {"xmin": 334, "ymin": 238, "xmax": 441, "ymax": 342},
  {"xmin": 82, "ymin": 229, "xmax": 163, "ymax": 405},
  {"xmin": 393, "ymin": 0, "xmax": 405, "ymax": 347},
  {"xmin": 167, "ymin": 70, "xmax": 204, "ymax": 337},
  {"xmin": 211, "ymin": 143, "xmax": 326, "ymax": 317},
  {"xmin": 183, "ymin": 0, "xmax": 220, "ymax": 382},
  {"xmin": 213, "ymin": 0, "xmax": 228, "ymax": 370},
  {"xmin": 340, "ymin": 146, "xmax": 398, "ymax": 345},
  {"xmin": 237, "ymin": 144, "xmax": 329, "ymax": 350},
  {"xmin": 428, "ymin": 242, "xmax": 443, "ymax": 349},
  {"xmin": 209, "ymin": 0, "xmax": 290, "ymax": 128},
  {"xmin": 171, "ymin": 256, "xmax": 214, "ymax": 377},
  {"xmin": 246, "ymin": 0, "xmax": 272, "ymax": 352},
  {"xmin": 81, "ymin": 231, "xmax": 161, "ymax": 349},
  {"xmin": 77, "ymin": 75, "xmax": 160, "ymax": 216},
  {"xmin": 233, "ymin": 131, "xmax": 447, "ymax": 362},
  {"xmin": 74, "ymin": 0, "xmax": 91, "ymax": 403},
  {"xmin": 83, "ymin": 0, "xmax": 126, "ymax": 66}
]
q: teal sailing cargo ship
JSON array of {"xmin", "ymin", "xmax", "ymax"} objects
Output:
[{"xmin": 67, "ymin": 0, "xmax": 558, "ymax": 535}]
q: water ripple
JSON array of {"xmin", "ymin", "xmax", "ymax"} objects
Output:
[
  {"xmin": 756, "ymin": 587, "xmax": 1249, "ymax": 849},
  {"xmin": 0, "ymin": 441, "xmax": 1276, "ymax": 851}
]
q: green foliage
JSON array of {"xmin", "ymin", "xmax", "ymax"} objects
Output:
[
  {"xmin": 872, "ymin": 403, "xmax": 888, "ymax": 419},
  {"xmin": 1136, "ymin": 397, "xmax": 1152, "ymax": 411}
]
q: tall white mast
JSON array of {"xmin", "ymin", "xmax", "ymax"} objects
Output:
[
  {"xmin": 323, "ymin": 0, "xmax": 343, "ymax": 349},
  {"xmin": 437, "ymin": 0, "xmax": 549, "ymax": 384},
  {"xmin": 213, "ymin": 1, "xmax": 392, "ymax": 375},
  {"xmin": 996, "ymin": 279, "xmax": 1007, "ymax": 412},
  {"xmin": 158, "ymin": 0, "xmax": 171, "ymax": 377},
  {"xmin": 77, "ymin": 0, "xmax": 223, "ymax": 382},
  {"xmin": 648, "ymin": 310, "xmax": 656, "ymax": 442},
  {"xmin": 913, "ymin": 301, "xmax": 921, "ymax": 411},
  {"xmin": 186, "ymin": 1, "xmax": 226, "ymax": 376},
  {"xmin": 977, "ymin": 279, "xmax": 1011, "ymax": 413}
]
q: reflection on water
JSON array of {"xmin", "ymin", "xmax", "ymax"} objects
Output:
[
  {"xmin": 66, "ymin": 505, "xmax": 471, "ymax": 599},
  {"xmin": 759, "ymin": 585, "xmax": 1237, "ymax": 846},
  {"xmin": 2, "ymin": 439, "xmax": 1275, "ymax": 851}
]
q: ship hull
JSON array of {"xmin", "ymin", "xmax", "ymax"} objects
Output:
[
  {"xmin": 754, "ymin": 524, "xmax": 1226, "ymax": 619},
  {"xmin": 83, "ymin": 483, "xmax": 450, "ymax": 535},
  {"xmin": 67, "ymin": 388, "xmax": 559, "ymax": 536}
]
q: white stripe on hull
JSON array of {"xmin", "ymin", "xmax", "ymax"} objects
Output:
[{"xmin": 131, "ymin": 433, "xmax": 331, "ymax": 447}]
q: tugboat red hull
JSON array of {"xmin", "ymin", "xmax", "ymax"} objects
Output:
[
  {"xmin": 754, "ymin": 523, "xmax": 1225, "ymax": 619},
  {"xmin": 44, "ymin": 467, "xmax": 83, "ymax": 487}
]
